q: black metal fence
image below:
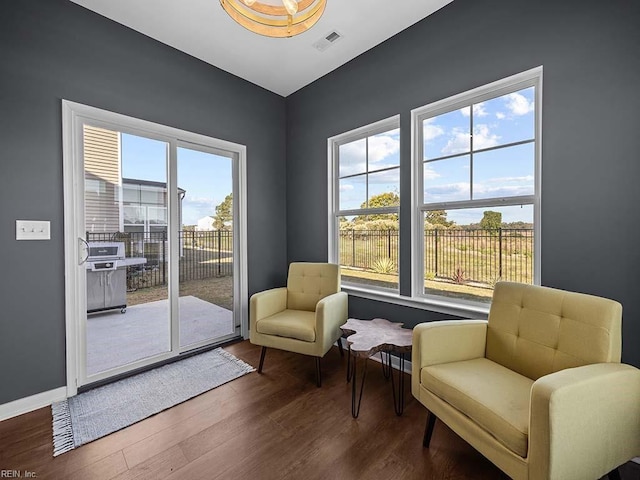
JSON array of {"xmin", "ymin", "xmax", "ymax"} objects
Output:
[
  {"xmin": 339, "ymin": 228, "xmax": 533, "ymax": 286},
  {"xmin": 86, "ymin": 230, "xmax": 233, "ymax": 290}
]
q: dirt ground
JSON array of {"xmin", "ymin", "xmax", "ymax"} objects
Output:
[{"xmin": 126, "ymin": 275, "xmax": 233, "ymax": 311}]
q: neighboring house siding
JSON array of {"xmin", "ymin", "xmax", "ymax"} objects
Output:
[{"xmin": 84, "ymin": 125, "xmax": 121, "ymax": 233}]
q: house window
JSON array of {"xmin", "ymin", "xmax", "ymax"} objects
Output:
[
  {"xmin": 412, "ymin": 67, "xmax": 541, "ymax": 308},
  {"xmin": 328, "ymin": 116, "xmax": 400, "ymax": 291}
]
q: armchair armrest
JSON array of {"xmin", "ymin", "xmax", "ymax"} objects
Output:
[
  {"xmin": 529, "ymin": 363, "xmax": 640, "ymax": 480},
  {"xmin": 250, "ymin": 287, "xmax": 288, "ymax": 333},
  {"xmin": 412, "ymin": 320, "xmax": 487, "ymax": 398},
  {"xmin": 316, "ymin": 291, "xmax": 348, "ymax": 353}
]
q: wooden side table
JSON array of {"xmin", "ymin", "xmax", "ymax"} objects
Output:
[{"xmin": 340, "ymin": 318, "xmax": 413, "ymax": 418}]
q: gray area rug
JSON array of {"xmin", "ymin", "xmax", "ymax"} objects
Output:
[
  {"xmin": 52, "ymin": 348, "xmax": 254, "ymax": 456},
  {"xmin": 87, "ymin": 296, "xmax": 234, "ymax": 376}
]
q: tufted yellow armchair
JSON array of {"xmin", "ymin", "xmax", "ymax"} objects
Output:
[
  {"xmin": 250, "ymin": 262, "xmax": 348, "ymax": 387},
  {"xmin": 412, "ymin": 282, "xmax": 640, "ymax": 480}
]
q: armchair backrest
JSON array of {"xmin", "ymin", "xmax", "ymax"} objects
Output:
[
  {"xmin": 287, "ymin": 262, "xmax": 341, "ymax": 312},
  {"xmin": 486, "ymin": 282, "xmax": 622, "ymax": 380}
]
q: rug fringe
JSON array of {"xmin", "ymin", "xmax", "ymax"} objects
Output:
[
  {"xmin": 217, "ymin": 347, "xmax": 256, "ymax": 373},
  {"xmin": 51, "ymin": 400, "xmax": 75, "ymax": 456}
]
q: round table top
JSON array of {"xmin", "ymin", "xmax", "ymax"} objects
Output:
[{"xmin": 340, "ymin": 318, "xmax": 413, "ymax": 358}]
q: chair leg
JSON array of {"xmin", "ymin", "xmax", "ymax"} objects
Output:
[
  {"xmin": 607, "ymin": 468, "xmax": 622, "ymax": 480},
  {"xmin": 315, "ymin": 357, "xmax": 322, "ymax": 387},
  {"xmin": 258, "ymin": 346, "xmax": 267, "ymax": 373},
  {"xmin": 423, "ymin": 411, "xmax": 437, "ymax": 448},
  {"xmin": 337, "ymin": 337, "xmax": 344, "ymax": 357}
]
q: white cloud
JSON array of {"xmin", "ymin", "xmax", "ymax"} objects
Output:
[
  {"xmin": 441, "ymin": 128, "xmax": 471, "ymax": 155},
  {"xmin": 368, "ymin": 134, "xmax": 400, "ymax": 165},
  {"xmin": 424, "ymin": 165, "xmax": 441, "ymax": 180},
  {"xmin": 472, "ymin": 124, "xmax": 500, "ymax": 150},
  {"xmin": 505, "ymin": 92, "xmax": 534, "ymax": 116},
  {"xmin": 496, "ymin": 112, "xmax": 506, "ymax": 120},
  {"xmin": 423, "ymin": 118, "xmax": 444, "ymax": 141},
  {"xmin": 460, "ymin": 103, "xmax": 488, "ymax": 117},
  {"xmin": 339, "ymin": 184, "xmax": 354, "ymax": 192},
  {"xmin": 484, "ymin": 175, "xmax": 534, "ymax": 184}
]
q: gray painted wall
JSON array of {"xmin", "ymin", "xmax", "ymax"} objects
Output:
[
  {"xmin": 0, "ymin": 0, "xmax": 287, "ymax": 404},
  {"xmin": 286, "ymin": 0, "xmax": 640, "ymax": 366}
]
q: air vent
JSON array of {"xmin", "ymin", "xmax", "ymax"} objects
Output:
[{"xmin": 313, "ymin": 30, "xmax": 343, "ymax": 52}]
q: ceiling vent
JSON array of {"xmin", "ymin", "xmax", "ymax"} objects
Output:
[{"xmin": 313, "ymin": 30, "xmax": 343, "ymax": 52}]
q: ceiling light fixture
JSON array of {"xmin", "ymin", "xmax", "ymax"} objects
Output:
[{"xmin": 220, "ymin": 0, "xmax": 327, "ymax": 38}]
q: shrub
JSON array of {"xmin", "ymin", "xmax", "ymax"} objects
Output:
[
  {"xmin": 452, "ymin": 266, "xmax": 466, "ymax": 285},
  {"xmin": 372, "ymin": 257, "xmax": 396, "ymax": 274}
]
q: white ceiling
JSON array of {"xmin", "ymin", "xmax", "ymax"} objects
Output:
[{"xmin": 70, "ymin": 0, "xmax": 453, "ymax": 97}]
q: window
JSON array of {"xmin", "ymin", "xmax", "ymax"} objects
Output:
[
  {"xmin": 329, "ymin": 116, "xmax": 400, "ymax": 291},
  {"xmin": 412, "ymin": 67, "xmax": 541, "ymax": 308}
]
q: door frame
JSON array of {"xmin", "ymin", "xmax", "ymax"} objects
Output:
[{"xmin": 62, "ymin": 100, "xmax": 248, "ymax": 397}]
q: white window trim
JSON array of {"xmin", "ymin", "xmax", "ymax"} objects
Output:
[
  {"xmin": 410, "ymin": 66, "xmax": 543, "ymax": 315},
  {"xmin": 328, "ymin": 115, "xmax": 400, "ymax": 292}
]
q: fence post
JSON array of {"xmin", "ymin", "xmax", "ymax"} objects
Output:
[
  {"xmin": 351, "ymin": 230, "xmax": 356, "ymax": 267},
  {"xmin": 387, "ymin": 229, "xmax": 392, "ymax": 259},
  {"xmin": 217, "ymin": 229, "xmax": 222, "ymax": 276},
  {"xmin": 434, "ymin": 229, "xmax": 439, "ymax": 277},
  {"xmin": 498, "ymin": 228, "xmax": 503, "ymax": 279},
  {"xmin": 162, "ymin": 230, "xmax": 167, "ymax": 285}
]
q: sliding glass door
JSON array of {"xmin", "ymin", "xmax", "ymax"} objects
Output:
[{"xmin": 63, "ymin": 101, "xmax": 247, "ymax": 391}]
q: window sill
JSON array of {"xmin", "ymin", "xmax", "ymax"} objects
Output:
[{"xmin": 341, "ymin": 284, "xmax": 490, "ymax": 320}]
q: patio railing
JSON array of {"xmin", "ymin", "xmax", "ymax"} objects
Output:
[{"xmin": 86, "ymin": 230, "xmax": 233, "ymax": 290}]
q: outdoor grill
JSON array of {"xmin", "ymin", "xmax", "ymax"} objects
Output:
[{"xmin": 85, "ymin": 241, "xmax": 146, "ymax": 314}]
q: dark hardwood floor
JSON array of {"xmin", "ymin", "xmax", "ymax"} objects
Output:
[{"xmin": 0, "ymin": 340, "xmax": 637, "ymax": 479}]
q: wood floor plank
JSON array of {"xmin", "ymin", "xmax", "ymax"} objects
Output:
[
  {"xmin": 111, "ymin": 445, "xmax": 188, "ymax": 480},
  {"xmin": 2, "ymin": 340, "xmax": 636, "ymax": 480}
]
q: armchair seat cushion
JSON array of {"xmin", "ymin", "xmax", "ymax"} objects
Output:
[
  {"xmin": 255, "ymin": 309, "xmax": 316, "ymax": 342},
  {"xmin": 423, "ymin": 358, "xmax": 533, "ymax": 457}
]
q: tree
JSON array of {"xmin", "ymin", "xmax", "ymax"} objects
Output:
[
  {"xmin": 354, "ymin": 192, "xmax": 399, "ymax": 224},
  {"xmin": 425, "ymin": 210, "xmax": 454, "ymax": 228},
  {"xmin": 213, "ymin": 193, "xmax": 233, "ymax": 230},
  {"xmin": 480, "ymin": 210, "xmax": 502, "ymax": 231}
]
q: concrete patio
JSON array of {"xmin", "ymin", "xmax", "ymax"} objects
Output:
[{"xmin": 86, "ymin": 295, "xmax": 235, "ymax": 376}]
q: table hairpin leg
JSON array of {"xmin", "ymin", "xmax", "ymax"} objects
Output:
[
  {"xmin": 346, "ymin": 343, "xmax": 352, "ymax": 383},
  {"xmin": 389, "ymin": 351, "xmax": 406, "ymax": 416},
  {"xmin": 350, "ymin": 353, "xmax": 368, "ymax": 418},
  {"xmin": 381, "ymin": 351, "xmax": 391, "ymax": 379}
]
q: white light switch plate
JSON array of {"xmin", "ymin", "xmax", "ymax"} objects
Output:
[{"xmin": 16, "ymin": 220, "xmax": 51, "ymax": 240}]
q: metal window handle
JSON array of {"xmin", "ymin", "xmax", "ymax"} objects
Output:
[{"xmin": 78, "ymin": 237, "xmax": 89, "ymax": 265}]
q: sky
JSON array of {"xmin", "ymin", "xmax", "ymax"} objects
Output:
[
  {"xmin": 120, "ymin": 135, "xmax": 233, "ymax": 226},
  {"xmin": 338, "ymin": 86, "xmax": 535, "ymax": 225}
]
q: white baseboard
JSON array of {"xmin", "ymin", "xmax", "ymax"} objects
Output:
[
  {"xmin": 0, "ymin": 387, "xmax": 67, "ymax": 422},
  {"xmin": 367, "ymin": 350, "xmax": 413, "ymax": 375},
  {"xmin": 337, "ymin": 339, "xmax": 412, "ymax": 375}
]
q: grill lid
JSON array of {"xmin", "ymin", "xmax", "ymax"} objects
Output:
[{"xmin": 87, "ymin": 242, "xmax": 125, "ymax": 261}]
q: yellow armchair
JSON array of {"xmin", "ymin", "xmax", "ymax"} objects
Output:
[
  {"xmin": 250, "ymin": 262, "xmax": 348, "ymax": 386},
  {"xmin": 412, "ymin": 282, "xmax": 640, "ymax": 480}
]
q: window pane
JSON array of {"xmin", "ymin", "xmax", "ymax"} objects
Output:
[
  {"xmin": 369, "ymin": 128, "xmax": 400, "ymax": 172},
  {"xmin": 339, "ymin": 174, "xmax": 366, "ymax": 211},
  {"xmin": 473, "ymin": 143, "xmax": 534, "ymax": 199},
  {"xmin": 141, "ymin": 187, "xmax": 165, "ymax": 205},
  {"xmin": 475, "ymin": 87, "xmax": 535, "ymax": 148},
  {"xmin": 424, "ymin": 108, "xmax": 470, "ymax": 160},
  {"xmin": 424, "ymin": 155, "xmax": 470, "ymax": 203},
  {"xmin": 423, "ymin": 205, "xmax": 534, "ymax": 303},
  {"xmin": 338, "ymin": 215, "xmax": 398, "ymax": 291},
  {"xmin": 339, "ymin": 138, "xmax": 366, "ymax": 177},
  {"xmin": 368, "ymin": 168, "xmax": 399, "ymax": 206},
  {"xmin": 123, "ymin": 205, "xmax": 145, "ymax": 225}
]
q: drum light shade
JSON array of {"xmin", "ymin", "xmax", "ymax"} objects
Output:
[{"xmin": 220, "ymin": 0, "xmax": 327, "ymax": 38}]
